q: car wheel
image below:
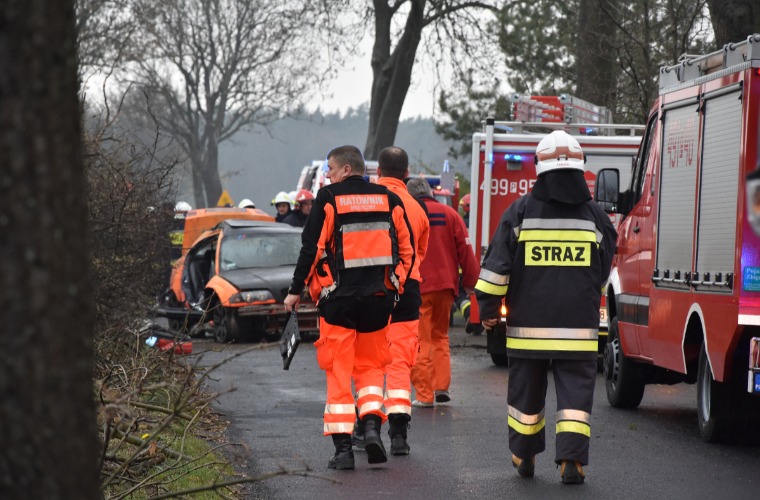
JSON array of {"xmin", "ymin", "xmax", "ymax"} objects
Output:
[
  {"xmin": 211, "ymin": 300, "xmax": 240, "ymax": 344},
  {"xmin": 166, "ymin": 292, "xmax": 187, "ymax": 334},
  {"xmin": 697, "ymin": 343, "xmax": 735, "ymax": 443},
  {"xmin": 604, "ymin": 316, "xmax": 645, "ymax": 409}
]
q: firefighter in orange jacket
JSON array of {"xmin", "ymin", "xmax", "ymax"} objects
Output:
[
  {"xmin": 407, "ymin": 178, "xmax": 479, "ymax": 407},
  {"xmin": 284, "ymin": 145, "xmax": 414, "ymax": 471},
  {"xmin": 373, "ymin": 147, "xmax": 429, "ymax": 455},
  {"xmin": 475, "ymin": 131, "xmax": 616, "ymax": 484}
]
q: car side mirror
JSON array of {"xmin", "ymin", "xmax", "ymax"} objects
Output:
[{"xmin": 595, "ymin": 168, "xmax": 620, "ymax": 213}]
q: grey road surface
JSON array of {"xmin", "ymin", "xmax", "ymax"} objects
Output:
[{"xmin": 193, "ymin": 323, "xmax": 760, "ymax": 499}]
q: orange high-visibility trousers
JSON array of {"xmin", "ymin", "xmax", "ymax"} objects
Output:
[
  {"xmin": 316, "ymin": 317, "xmax": 390, "ymax": 435},
  {"xmin": 411, "ymin": 290, "xmax": 455, "ymax": 403},
  {"xmin": 384, "ymin": 320, "xmax": 419, "ymax": 415}
]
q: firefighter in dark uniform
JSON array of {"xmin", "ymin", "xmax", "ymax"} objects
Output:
[
  {"xmin": 475, "ymin": 130, "xmax": 616, "ymax": 484},
  {"xmin": 284, "ymin": 145, "xmax": 414, "ymax": 471}
]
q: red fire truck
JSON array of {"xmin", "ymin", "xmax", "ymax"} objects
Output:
[
  {"xmin": 469, "ymin": 94, "xmax": 644, "ymax": 366},
  {"xmin": 594, "ymin": 34, "xmax": 760, "ymax": 443}
]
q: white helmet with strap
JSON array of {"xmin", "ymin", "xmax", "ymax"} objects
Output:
[{"xmin": 534, "ymin": 130, "xmax": 585, "ymax": 176}]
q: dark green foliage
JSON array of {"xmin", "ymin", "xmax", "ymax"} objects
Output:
[{"xmin": 497, "ymin": 0, "xmax": 577, "ymax": 95}]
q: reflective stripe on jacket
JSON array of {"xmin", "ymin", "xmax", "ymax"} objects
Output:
[
  {"xmin": 289, "ymin": 175, "xmax": 413, "ymax": 301},
  {"xmin": 475, "ymin": 192, "xmax": 616, "ymax": 360}
]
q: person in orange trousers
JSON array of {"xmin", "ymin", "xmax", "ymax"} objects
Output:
[
  {"xmin": 285, "ymin": 145, "xmax": 414, "ymax": 470},
  {"xmin": 407, "ymin": 178, "xmax": 479, "ymax": 407},
  {"xmin": 372, "ymin": 147, "xmax": 429, "ymax": 455}
]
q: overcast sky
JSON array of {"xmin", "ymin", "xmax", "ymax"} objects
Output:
[{"xmin": 307, "ymin": 37, "xmax": 442, "ymax": 120}]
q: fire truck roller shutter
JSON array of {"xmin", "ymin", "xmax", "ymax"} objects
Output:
[
  {"xmin": 657, "ymin": 103, "xmax": 700, "ymax": 290},
  {"xmin": 694, "ymin": 89, "xmax": 742, "ymax": 290}
]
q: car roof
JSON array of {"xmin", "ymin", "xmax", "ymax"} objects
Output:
[{"xmin": 221, "ymin": 219, "xmax": 302, "ymax": 234}]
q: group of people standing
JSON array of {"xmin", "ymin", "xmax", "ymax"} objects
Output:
[
  {"xmin": 284, "ymin": 131, "xmax": 614, "ymax": 486},
  {"xmin": 284, "ymin": 145, "xmax": 477, "ymax": 469}
]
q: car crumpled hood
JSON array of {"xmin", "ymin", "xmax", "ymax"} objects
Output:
[{"xmin": 220, "ymin": 267, "xmax": 294, "ymax": 301}]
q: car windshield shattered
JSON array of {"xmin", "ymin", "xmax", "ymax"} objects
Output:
[{"xmin": 220, "ymin": 232, "xmax": 301, "ymax": 270}]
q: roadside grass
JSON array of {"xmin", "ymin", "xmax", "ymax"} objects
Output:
[{"xmin": 97, "ymin": 339, "xmax": 246, "ymax": 499}]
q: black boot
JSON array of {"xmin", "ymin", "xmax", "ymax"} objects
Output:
[
  {"xmin": 328, "ymin": 433, "xmax": 355, "ymax": 470},
  {"xmin": 388, "ymin": 413, "xmax": 411, "ymax": 456},
  {"xmin": 351, "ymin": 417, "xmax": 365, "ymax": 450},
  {"xmin": 362, "ymin": 414, "xmax": 388, "ymax": 464}
]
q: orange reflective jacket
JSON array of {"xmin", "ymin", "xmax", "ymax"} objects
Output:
[{"xmin": 292, "ymin": 176, "xmax": 413, "ymax": 302}]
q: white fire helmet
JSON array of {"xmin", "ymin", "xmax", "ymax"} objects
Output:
[
  {"xmin": 271, "ymin": 191, "xmax": 291, "ymax": 206},
  {"xmin": 534, "ymin": 130, "xmax": 585, "ymax": 176},
  {"xmin": 238, "ymin": 198, "xmax": 256, "ymax": 209},
  {"xmin": 174, "ymin": 201, "xmax": 192, "ymax": 212}
]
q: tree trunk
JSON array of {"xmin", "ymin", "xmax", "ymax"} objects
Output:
[
  {"xmin": 708, "ymin": 0, "xmax": 760, "ymax": 49},
  {"xmin": 575, "ymin": 0, "xmax": 619, "ymax": 111},
  {"xmin": 0, "ymin": 2, "xmax": 100, "ymax": 498},
  {"xmin": 191, "ymin": 158, "xmax": 206, "ymax": 208},
  {"xmin": 201, "ymin": 140, "xmax": 223, "ymax": 206},
  {"xmin": 365, "ymin": 0, "xmax": 425, "ymax": 160}
]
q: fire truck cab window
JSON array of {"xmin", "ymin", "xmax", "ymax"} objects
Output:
[{"xmin": 632, "ymin": 115, "xmax": 657, "ymax": 205}]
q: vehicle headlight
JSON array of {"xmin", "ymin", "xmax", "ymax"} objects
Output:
[{"xmin": 229, "ymin": 290, "xmax": 275, "ymax": 304}]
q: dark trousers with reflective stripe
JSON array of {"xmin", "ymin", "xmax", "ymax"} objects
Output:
[{"xmin": 507, "ymin": 357, "xmax": 596, "ymax": 465}]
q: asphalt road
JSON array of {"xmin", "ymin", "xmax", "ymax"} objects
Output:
[{"xmin": 191, "ymin": 319, "xmax": 760, "ymax": 499}]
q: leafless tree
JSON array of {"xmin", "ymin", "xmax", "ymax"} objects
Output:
[
  {"xmin": 0, "ymin": 1, "xmax": 100, "ymax": 497},
  {"xmin": 76, "ymin": 0, "xmax": 134, "ymax": 82},
  {"xmin": 364, "ymin": 0, "xmax": 502, "ymax": 160},
  {"xmin": 707, "ymin": 0, "xmax": 760, "ymax": 48},
  {"xmin": 126, "ymin": 0, "xmax": 342, "ymax": 207}
]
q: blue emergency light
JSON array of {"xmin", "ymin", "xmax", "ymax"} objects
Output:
[{"xmin": 504, "ymin": 154, "xmax": 524, "ymax": 162}]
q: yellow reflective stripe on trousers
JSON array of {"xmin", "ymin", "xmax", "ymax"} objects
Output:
[
  {"xmin": 325, "ymin": 403, "xmax": 356, "ymax": 414},
  {"xmin": 507, "ymin": 337, "xmax": 598, "ymax": 352},
  {"xmin": 324, "ymin": 422, "xmax": 355, "ymax": 433},
  {"xmin": 475, "ymin": 279, "xmax": 508, "ymax": 296},
  {"xmin": 508, "ymin": 415, "xmax": 545, "ymax": 435},
  {"xmin": 556, "ymin": 420, "xmax": 591, "ymax": 437},
  {"xmin": 357, "ymin": 386, "xmax": 384, "ymax": 399}
]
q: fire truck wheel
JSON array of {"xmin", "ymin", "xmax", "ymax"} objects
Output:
[
  {"xmin": 604, "ymin": 316, "xmax": 645, "ymax": 409},
  {"xmin": 696, "ymin": 344, "xmax": 734, "ymax": 443},
  {"xmin": 490, "ymin": 353, "xmax": 509, "ymax": 367},
  {"xmin": 211, "ymin": 299, "xmax": 240, "ymax": 343}
]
